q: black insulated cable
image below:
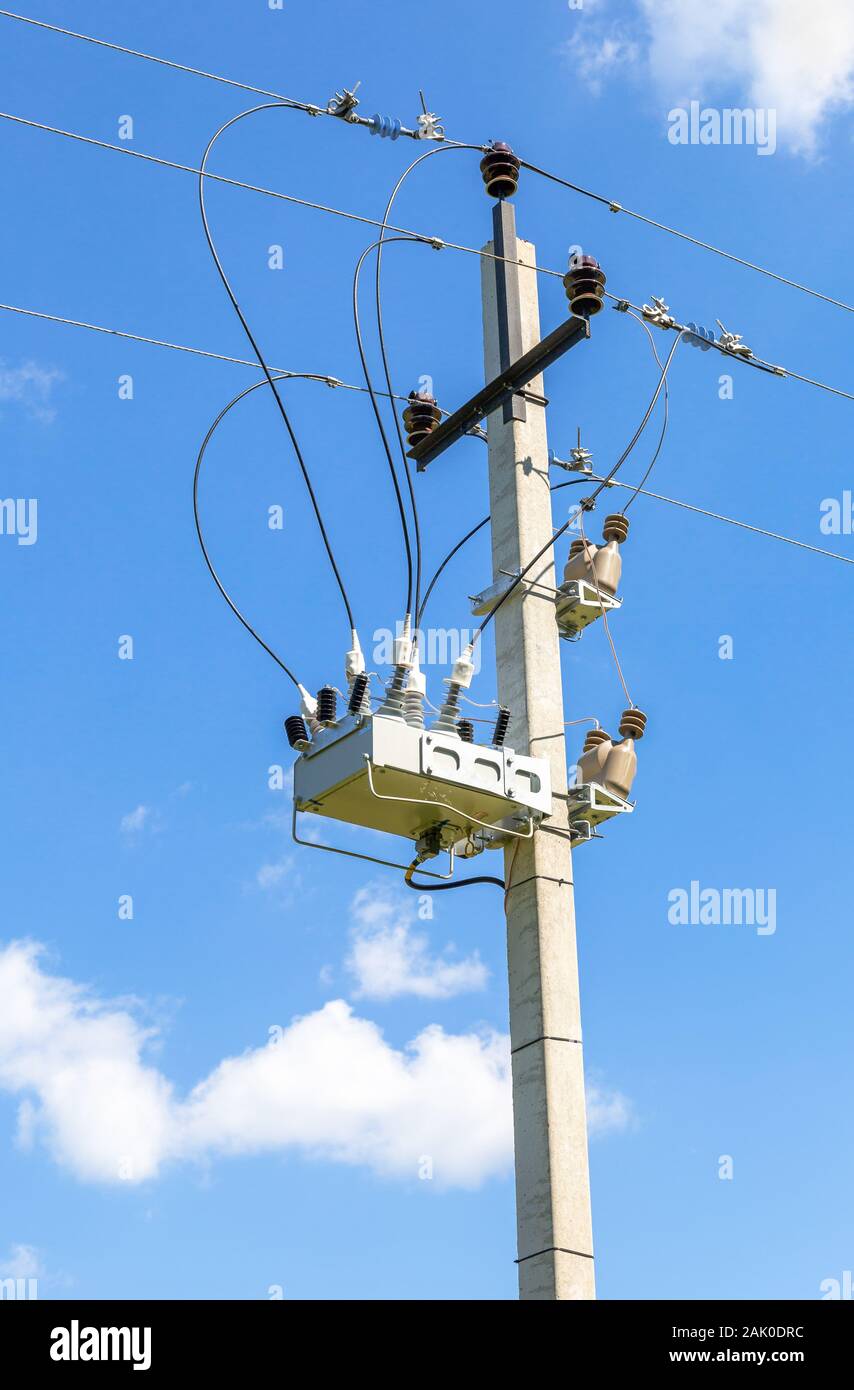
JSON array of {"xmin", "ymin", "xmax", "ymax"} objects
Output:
[{"xmin": 199, "ymin": 103, "xmax": 356, "ymax": 633}]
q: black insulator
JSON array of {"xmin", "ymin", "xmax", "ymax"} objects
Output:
[
  {"xmin": 402, "ymin": 390, "xmax": 441, "ymax": 450},
  {"xmin": 480, "ymin": 141, "xmax": 521, "ymax": 199},
  {"xmin": 492, "ymin": 706, "xmax": 511, "ymax": 748},
  {"xmin": 457, "ymin": 718, "xmax": 475, "ymax": 743},
  {"xmin": 284, "ymin": 714, "xmax": 310, "ymax": 750},
  {"xmin": 563, "ymin": 254, "xmax": 606, "ymax": 318},
  {"xmin": 316, "ymin": 685, "xmax": 337, "ymax": 725},
  {"xmin": 347, "ymin": 671, "xmax": 369, "ymax": 715}
]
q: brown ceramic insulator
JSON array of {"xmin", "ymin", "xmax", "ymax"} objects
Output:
[
  {"xmin": 582, "ymin": 728, "xmax": 612, "ymax": 752},
  {"xmin": 618, "ymin": 707, "xmax": 647, "ymax": 740},
  {"xmin": 479, "ymin": 142, "xmax": 521, "ymax": 199},
  {"xmin": 602, "ymin": 513, "xmax": 629, "ymax": 544},
  {"xmin": 569, "ymin": 538, "xmax": 589, "ymax": 557},
  {"xmin": 563, "ymin": 255, "xmax": 606, "ymax": 317},
  {"xmin": 402, "ymin": 391, "xmax": 441, "ymax": 448},
  {"xmin": 457, "ymin": 719, "xmax": 475, "ymax": 743}
]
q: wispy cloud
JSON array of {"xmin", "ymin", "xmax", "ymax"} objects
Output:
[
  {"xmin": 120, "ymin": 805, "xmax": 152, "ymax": 836},
  {"xmin": 562, "ymin": 0, "xmax": 854, "ymax": 155},
  {"xmin": 346, "ymin": 883, "xmax": 488, "ymax": 1000},
  {"xmin": 0, "ymin": 360, "xmax": 64, "ymax": 423},
  {"xmin": 586, "ymin": 1078, "xmax": 636, "ymax": 1136},
  {"xmin": 0, "ymin": 1243, "xmax": 41, "ymax": 1280},
  {"xmin": 0, "ymin": 941, "xmax": 632, "ymax": 1190},
  {"xmin": 256, "ymin": 858, "xmax": 293, "ymax": 890},
  {"xmin": 562, "ymin": 24, "xmax": 641, "ymax": 97}
]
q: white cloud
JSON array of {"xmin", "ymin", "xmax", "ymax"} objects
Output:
[
  {"xmin": 0, "ymin": 360, "xmax": 64, "ymax": 423},
  {"xmin": 346, "ymin": 883, "xmax": 488, "ymax": 1000},
  {"xmin": 0, "ymin": 1243, "xmax": 41, "ymax": 1279},
  {"xmin": 181, "ymin": 1003, "xmax": 511, "ymax": 1188},
  {"xmin": 120, "ymin": 805, "xmax": 151, "ymax": 835},
  {"xmin": 564, "ymin": 0, "xmax": 854, "ymax": 154},
  {"xmin": 563, "ymin": 25, "xmax": 640, "ymax": 97},
  {"xmin": 256, "ymin": 858, "xmax": 292, "ymax": 890},
  {"xmin": 0, "ymin": 943, "xmax": 174, "ymax": 1184},
  {"xmin": 0, "ymin": 941, "xmax": 632, "ymax": 1191},
  {"xmin": 586, "ymin": 1079, "xmax": 636, "ymax": 1137}
]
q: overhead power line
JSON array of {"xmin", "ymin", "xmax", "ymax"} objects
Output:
[
  {"xmin": 0, "ymin": 297, "xmax": 417, "ymax": 399},
  {"xmin": 552, "ymin": 476, "xmax": 854, "ymax": 566},
  {"xmin": 570, "ymin": 478, "xmax": 854, "ymax": 564},
  {"xmin": 2, "ymin": 276, "xmax": 853, "ymax": 427},
  {"xmin": 519, "ymin": 158, "xmax": 854, "ymax": 317},
  {"xmin": 0, "ymin": 110, "xmax": 557, "ymax": 278},
  {"xmin": 0, "ymin": 7, "xmax": 321, "ymax": 108},
  {"xmin": 0, "ymin": 110, "xmax": 426, "ymax": 237},
  {"xmin": 3, "ymin": 9, "xmax": 853, "ymax": 317},
  {"xmin": 4, "ymin": 110, "xmax": 853, "ymax": 410},
  {"xmin": 420, "ymin": 475, "xmax": 854, "ymax": 636},
  {"xmin": 610, "ymin": 295, "xmax": 854, "ymax": 405}
]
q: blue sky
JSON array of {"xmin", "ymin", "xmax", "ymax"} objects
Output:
[{"xmin": 1, "ymin": 0, "xmax": 853, "ymax": 1301}]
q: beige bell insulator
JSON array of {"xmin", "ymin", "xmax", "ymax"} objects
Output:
[
  {"xmin": 576, "ymin": 727, "xmax": 613, "ymax": 785},
  {"xmin": 602, "ymin": 707, "xmax": 647, "ymax": 800},
  {"xmin": 562, "ymin": 535, "xmax": 598, "ymax": 586},
  {"xmin": 592, "ymin": 513, "xmax": 629, "ymax": 597}
]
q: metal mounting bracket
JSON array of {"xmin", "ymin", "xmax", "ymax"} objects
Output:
[
  {"xmin": 364, "ymin": 757, "xmax": 537, "ymax": 842},
  {"xmin": 409, "ymin": 202, "xmax": 589, "ymax": 471},
  {"xmin": 469, "ymin": 568, "xmax": 557, "ymax": 617},
  {"xmin": 291, "ymin": 800, "xmax": 455, "ymax": 880},
  {"xmin": 408, "ymin": 315, "xmax": 589, "ymax": 471}
]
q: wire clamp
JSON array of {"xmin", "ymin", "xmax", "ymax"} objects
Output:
[
  {"xmin": 327, "ymin": 83, "xmax": 361, "ymax": 118},
  {"xmin": 609, "ymin": 201, "xmax": 622, "ymax": 213},
  {"xmin": 416, "ymin": 92, "xmax": 445, "ymax": 141},
  {"xmin": 715, "ymin": 319, "xmax": 753, "ymax": 357},
  {"xmin": 549, "ymin": 430, "xmax": 593, "ymax": 474},
  {"xmin": 641, "ymin": 296, "xmax": 676, "ymax": 330}
]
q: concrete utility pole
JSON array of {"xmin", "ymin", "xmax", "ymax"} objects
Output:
[{"xmin": 481, "ymin": 201, "xmax": 595, "ymax": 1301}]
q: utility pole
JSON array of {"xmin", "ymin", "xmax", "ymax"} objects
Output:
[{"xmin": 481, "ymin": 201, "xmax": 595, "ymax": 1301}]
